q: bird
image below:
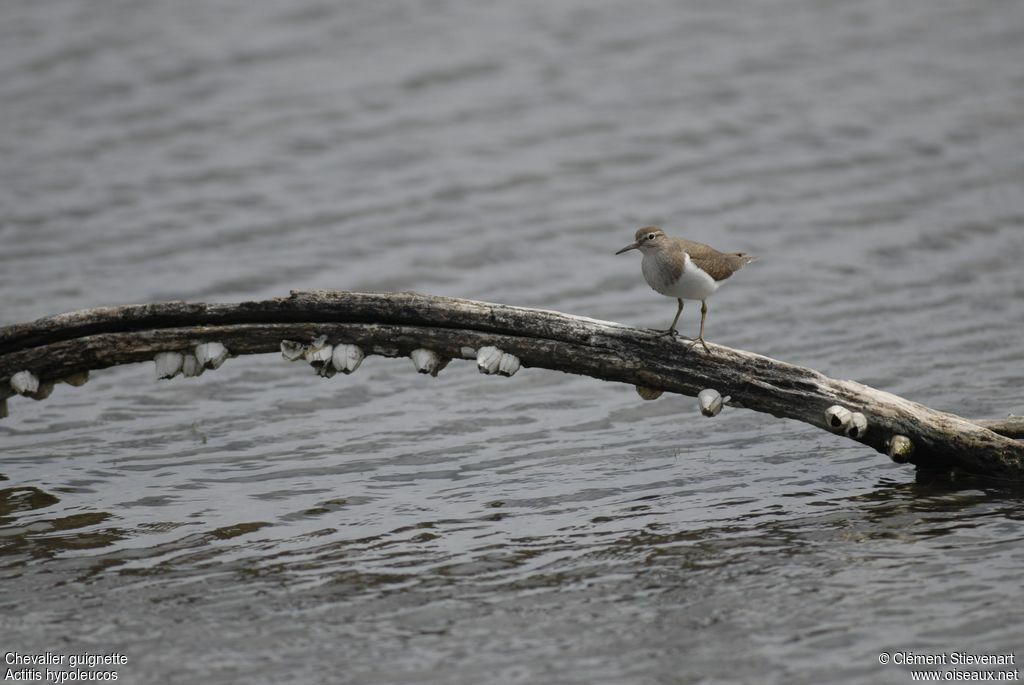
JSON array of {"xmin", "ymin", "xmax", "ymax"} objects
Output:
[{"xmin": 616, "ymin": 226, "xmax": 757, "ymax": 352}]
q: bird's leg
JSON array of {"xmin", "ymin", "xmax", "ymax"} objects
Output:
[
  {"xmin": 660, "ymin": 298, "xmax": 684, "ymax": 336},
  {"xmin": 688, "ymin": 300, "xmax": 711, "ymax": 353}
]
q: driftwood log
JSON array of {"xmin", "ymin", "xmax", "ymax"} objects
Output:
[{"xmin": 1, "ymin": 291, "xmax": 1022, "ymax": 477}]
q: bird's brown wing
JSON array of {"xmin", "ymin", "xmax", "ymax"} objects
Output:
[{"xmin": 679, "ymin": 239, "xmax": 755, "ymax": 282}]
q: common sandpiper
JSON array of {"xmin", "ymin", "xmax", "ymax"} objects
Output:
[{"xmin": 616, "ymin": 226, "xmax": 757, "ymax": 351}]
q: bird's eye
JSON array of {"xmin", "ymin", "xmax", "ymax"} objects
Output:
[{"xmin": 647, "ymin": 233, "xmax": 656, "ymax": 241}]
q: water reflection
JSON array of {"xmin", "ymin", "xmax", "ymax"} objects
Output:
[
  {"xmin": 0, "ymin": 485, "xmax": 61, "ymax": 520},
  {"xmin": 0, "ymin": 485, "xmax": 120, "ymax": 562},
  {"xmin": 3, "ymin": 472, "xmax": 1020, "ymax": 591}
]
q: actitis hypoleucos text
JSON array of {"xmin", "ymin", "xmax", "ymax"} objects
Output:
[{"xmin": 616, "ymin": 226, "xmax": 757, "ymax": 351}]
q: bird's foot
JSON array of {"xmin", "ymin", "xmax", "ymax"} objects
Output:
[
  {"xmin": 688, "ymin": 336, "xmax": 711, "ymax": 353},
  {"xmin": 658, "ymin": 327, "xmax": 679, "ymax": 338}
]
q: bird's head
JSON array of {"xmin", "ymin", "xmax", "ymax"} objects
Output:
[{"xmin": 616, "ymin": 226, "xmax": 666, "ymax": 255}]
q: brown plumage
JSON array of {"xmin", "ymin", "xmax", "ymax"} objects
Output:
[{"xmin": 677, "ymin": 239, "xmax": 755, "ymax": 282}]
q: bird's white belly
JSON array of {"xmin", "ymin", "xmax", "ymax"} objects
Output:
[{"xmin": 642, "ymin": 253, "xmax": 719, "ymax": 301}]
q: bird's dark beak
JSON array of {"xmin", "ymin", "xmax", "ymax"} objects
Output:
[{"xmin": 615, "ymin": 242, "xmax": 640, "ymax": 255}]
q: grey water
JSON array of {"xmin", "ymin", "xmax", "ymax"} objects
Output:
[{"xmin": 2, "ymin": 0, "xmax": 1024, "ymax": 683}]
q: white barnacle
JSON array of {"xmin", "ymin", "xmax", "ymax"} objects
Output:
[
  {"xmin": 154, "ymin": 352, "xmax": 184, "ymax": 380},
  {"xmin": 11, "ymin": 370, "xmax": 40, "ymax": 395},
  {"xmin": 497, "ymin": 352, "xmax": 521, "ymax": 377},
  {"xmin": 845, "ymin": 412, "xmax": 868, "ymax": 439},
  {"xmin": 181, "ymin": 353, "xmax": 205, "ymax": 378},
  {"xmin": 281, "ymin": 340, "xmax": 306, "ymax": 361},
  {"xmin": 887, "ymin": 434, "xmax": 914, "ymax": 463},
  {"xmin": 305, "ymin": 342, "xmax": 334, "ymax": 369},
  {"xmin": 61, "ymin": 371, "xmax": 89, "ymax": 387},
  {"xmin": 410, "ymin": 348, "xmax": 447, "ymax": 376},
  {"xmin": 697, "ymin": 388, "xmax": 728, "ymax": 417},
  {"xmin": 635, "ymin": 385, "xmax": 663, "ymax": 401},
  {"xmin": 194, "ymin": 342, "xmax": 229, "ymax": 370},
  {"xmin": 331, "ymin": 344, "xmax": 364, "ymax": 374},
  {"xmin": 824, "ymin": 405, "xmax": 853, "ymax": 431},
  {"xmin": 476, "ymin": 346, "xmax": 503, "ymax": 375},
  {"xmin": 459, "ymin": 346, "xmax": 477, "ymax": 359}
]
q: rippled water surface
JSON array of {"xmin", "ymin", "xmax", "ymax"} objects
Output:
[{"xmin": 2, "ymin": 0, "xmax": 1024, "ymax": 683}]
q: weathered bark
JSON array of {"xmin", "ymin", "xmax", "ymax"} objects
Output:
[
  {"xmin": 974, "ymin": 417, "xmax": 1024, "ymax": 440},
  {"xmin": 1, "ymin": 291, "xmax": 1022, "ymax": 477}
]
